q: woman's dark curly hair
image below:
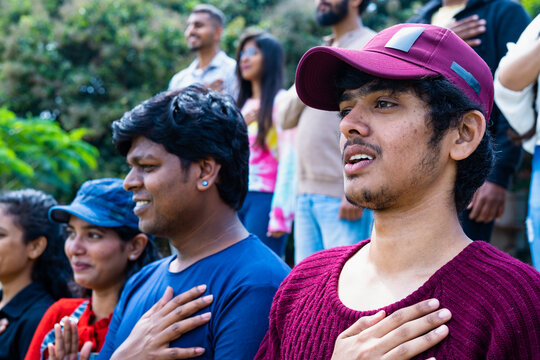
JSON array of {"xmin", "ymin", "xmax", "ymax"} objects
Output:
[{"xmin": 0, "ymin": 189, "xmax": 72, "ymax": 299}]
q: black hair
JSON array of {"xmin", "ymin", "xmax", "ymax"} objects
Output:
[
  {"xmin": 113, "ymin": 85, "xmax": 249, "ymax": 210},
  {"xmin": 192, "ymin": 4, "xmax": 226, "ymax": 27},
  {"xmin": 0, "ymin": 189, "xmax": 72, "ymax": 300},
  {"xmin": 112, "ymin": 226, "xmax": 160, "ymax": 281},
  {"xmin": 335, "ymin": 66, "xmax": 494, "ymax": 213},
  {"xmin": 236, "ymin": 31, "xmax": 284, "ymax": 147}
]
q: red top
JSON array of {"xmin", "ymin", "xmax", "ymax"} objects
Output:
[
  {"xmin": 256, "ymin": 240, "xmax": 540, "ymax": 359},
  {"xmin": 24, "ymin": 298, "xmax": 111, "ymax": 360}
]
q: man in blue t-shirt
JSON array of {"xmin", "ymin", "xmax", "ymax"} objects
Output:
[{"xmin": 96, "ymin": 84, "xmax": 290, "ymax": 359}]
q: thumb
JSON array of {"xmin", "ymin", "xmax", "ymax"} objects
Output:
[
  {"xmin": 467, "ymin": 191, "xmax": 477, "ymax": 210},
  {"xmin": 79, "ymin": 341, "xmax": 93, "ymax": 360},
  {"xmin": 340, "ymin": 310, "xmax": 385, "ymax": 338}
]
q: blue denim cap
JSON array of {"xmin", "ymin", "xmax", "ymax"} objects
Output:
[{"xmin": 49, "ymin": 178, "xmax": 139, "ymax": 230}]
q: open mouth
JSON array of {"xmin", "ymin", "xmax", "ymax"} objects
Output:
[
  {"xmin": 133, "ymin": 200, "xmax": 150, "ymax": 214},
  {"xmin": 348, "ymin": 153, "xmax": 374, "ymax": 164},
  {"xmin": 343, "ymin": 150, "xmax": 376, "ymax": 175}
]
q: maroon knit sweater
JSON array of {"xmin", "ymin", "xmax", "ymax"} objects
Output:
[{"xmin": 256, "ymin": 240, "xmax": 540, "ymax": 359}]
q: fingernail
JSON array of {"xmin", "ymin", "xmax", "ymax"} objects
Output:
[
  {"xmin": 438, "ymin": 309, "xmax": 451, "ymax": 319},
  {"xmin": 203, "ymin": 294, "xmax": 213, "ymax": 302},
  {"xmin": 428, "ymin": 299, "xmax": 439, "ymax": 308},
  {"xmin": 434, "ymin": 324, "xmax": 448, "ymax": 335},
  {"xmin": 197, "ymin": 284, "xmax": 207, "ymax": 292},
  {"xmin": 201, "ymin": 312, "xmax": 211, "ymax": 320},
  {"xmin": 195, "ymin": 347, "xmax": 205, "ymax": 354}
]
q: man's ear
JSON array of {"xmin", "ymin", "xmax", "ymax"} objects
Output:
[
  {"xmin": 26, "ymin": 236, "xmax": 47, "ymax": 260},
  {"xmin": 213, "ymin": 25, "xmax": 223, "ymax": 43},
  {"xmin": 126, "ymin": 234, "xmax": 148, "ymax": 262},
  {"xmin": 197, "ymin": 157, "xmax": 221, "ymax": 191},
  {"xmin": 450, "ymin": 110, "xmax": 486, "ymax": 161}
]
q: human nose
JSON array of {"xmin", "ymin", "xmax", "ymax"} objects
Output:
[
  {"xmin": 339, "ymin": 107, "xmax": 371, "ymax": 139},
  {"xmin": 65, "ymin": 234, "xmax": 85, "ymax": 256},
  {"xmin": 185, "ymin": 25, "xmax": 194, "ymax": 37},
  {"xmin": 124, "ymin": 167, "xmax": 142, "ymax": 192}
]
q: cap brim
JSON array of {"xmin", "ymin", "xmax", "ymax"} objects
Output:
[
  {"xmin": 48, "ymin": 204, "xmax": 125, "ymax": 228},
  {"xmin": 295, "ymin": 46, "xmax": 438, "ymax": 111}
]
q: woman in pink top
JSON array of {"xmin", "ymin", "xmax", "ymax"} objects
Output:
[{"xmin": 235, "ymin": 31, "xmax": 296, "ymax": 257}]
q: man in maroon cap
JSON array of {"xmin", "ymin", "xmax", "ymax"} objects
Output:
[{"xmin": 255, "ymin": 24, "xmax": 540, "ymax": 359}]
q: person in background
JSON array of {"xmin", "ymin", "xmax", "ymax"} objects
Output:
[
  {"xmin": 494, "ymin": 14, "xmax": 540, "ymax": 270},
  {"xmin": 0, "ymin": 189, "xmax": 72, "ymax": 360},
  {"xmin": 25, "ymin": 178, "xmax": 160, "ymax": 360},
  {"xmin": 235, "ymin": 31, "xmax": 295, "ymax": 257},
  {"xmin": 279, "ymin": 0, "xmax": 375, "ymax": 264},
  {"xmin": 168, "ymin": 4, "xmax": 238, "ymax": 97},
  {"xmin": 409, "ymin": 0, "xmax": 531, "ymax": 242}
]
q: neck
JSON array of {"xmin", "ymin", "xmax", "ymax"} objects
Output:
[
  {"xmin": 332, "ymin": 15, "xmax": 362, "ymax": 42},
  {"xmin": 368, "ymin": 190, "xmax": 470, "ymax": 276},
  {"xmin": 91, "ymin": 283, "xmax": 122, "ymax": 322},
  {"xmin": 251, "ymin": 80, "xmax": 262, "ymax": 100},
  {"xmin": 0, "ymin": 271, "xmax": 33, "ymax": 309},
  {"xmin": 197, "ymin": 46, "xmax": 219, "ymax": 70},
  {"xmin": 169, "ymin": 201, "xmax": 249, "ymax": 272}
]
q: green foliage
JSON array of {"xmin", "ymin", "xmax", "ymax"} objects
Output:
[
  {"xmin": 363, "ymin": 0, "xmax": 425, "ymax": 30},
  {"xmin": 0, "ymin": 107, "xmax": 98, "ymax": 200},
  {"xmin": 258, "ymin": 1, "xmax": 327, "ymax": 87},
  {"xmin": 0, "ymin": 0, "xmax": 187, "ymax": 178},
  {"xmin": 521, "ymin": 0, "xmax": 540, "ymax": 16}
]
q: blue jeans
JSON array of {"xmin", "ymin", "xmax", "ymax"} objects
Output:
[
  {"xmin": 528, "ymin": 147, "xmax": 540, "ymax": 271},
  {"xmin": 238, "ymin": 191, "xmax": 288, "ymax": 257},
  {"xmin": 294, "ymin": 193, "xmax": 373, "ymax": 264}
]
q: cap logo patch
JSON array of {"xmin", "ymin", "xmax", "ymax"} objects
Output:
[
  {"xmin": 450, "ymin": 61, "xmax": 481, "ymax": 95},
  {"xmin": 385, "ymin": 27, "xmax": 425, "ymax": 53}
]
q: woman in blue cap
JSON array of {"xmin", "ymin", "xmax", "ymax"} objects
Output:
[
  {"xmin": 0, "ymin": 189, "xmax": 72, "ymax": 360},
  {"xmin": 25, "ymin": 178, "xmax": 160, "ymax": 360}
]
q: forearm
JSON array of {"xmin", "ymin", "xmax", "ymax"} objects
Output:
[{"xmin": 497, "ymin": 39, "xmax": 540, "ymax": 91}]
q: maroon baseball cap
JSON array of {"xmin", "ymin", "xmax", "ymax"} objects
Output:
[{"xmin": 295, "ymin": 23, "xmax": 493, "ymax": 122}]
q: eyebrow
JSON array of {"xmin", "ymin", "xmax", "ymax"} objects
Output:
[
  {"xmin": 339, "ymin": 84, "xmax": 407, "ymax": 104},
  {"xmin": 66, "ymin": 224, "xmax": 104, "ymax": 231},
  {"xmin": 338, "ymin": 85, "xmax": 379, "ymax": 104},
  {"xmin": 127, "ymin": 153, "xmax": 159, "ymax": 164}
]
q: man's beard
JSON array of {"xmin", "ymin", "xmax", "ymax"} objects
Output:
[
  {"xmin": 344, "ymin": 137, "xmax": 443, "ymax": 211},
  {"xmin": 315, "ymin": 0, "xmax": 349, "ymax": 26}
]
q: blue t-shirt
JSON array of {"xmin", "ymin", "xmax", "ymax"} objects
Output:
[{"xmin": 98, "ymin": 235, "xmax": 290, "ymax": 359}]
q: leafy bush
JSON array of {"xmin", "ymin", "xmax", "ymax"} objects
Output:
[
  {"xmin": 521, "ymin": 0, "xmax": 540, "ymax": 17},
  {"xmin": 0, "ymin": 107, "xmax": 98, "ymax": 200},
  {"xmin": 0, "ymin": 0, "xmax": 187, "ymax": 178}
]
